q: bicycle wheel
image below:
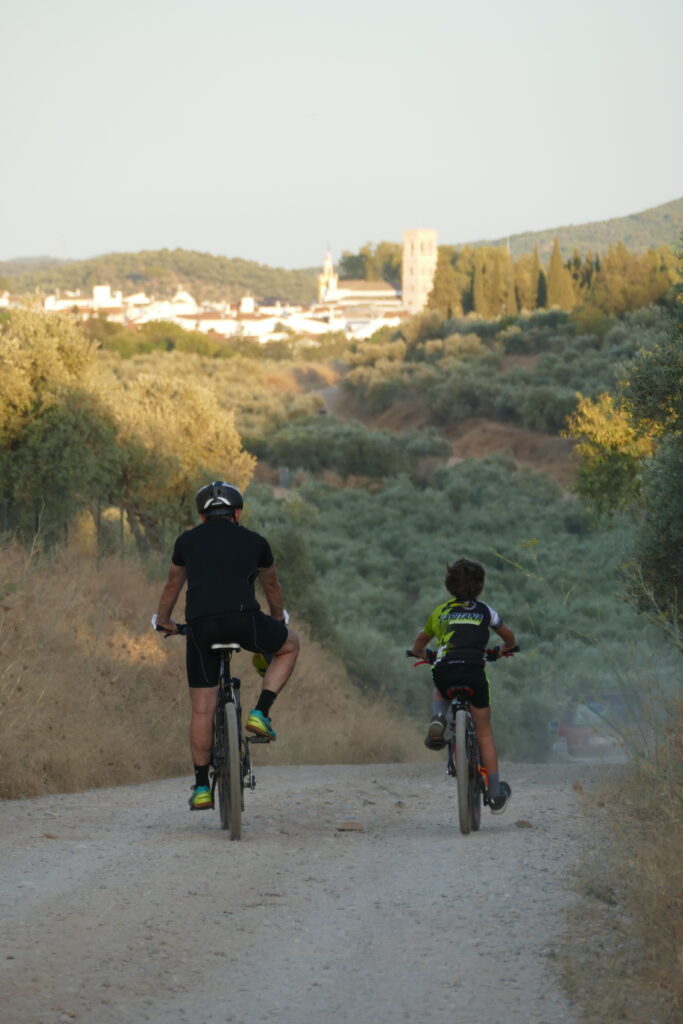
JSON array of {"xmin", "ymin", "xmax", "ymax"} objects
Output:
[
  {"xmin": 455, "ymin": 709, "xmax": 471, "ymax": 834},
  {"xmin": 468, "ymin": 730, "xmax": 482, "ymax": 832},
  {"xmin": 218, "ymin": 703, "xmax": 241, "ymax": 840}
]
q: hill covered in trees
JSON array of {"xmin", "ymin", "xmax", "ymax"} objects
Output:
[
  {"xmin": 463, "ymin": 195, "xmax": 683, "ymax": 258},
  {"xmin": 2, "ymin": 299, "xmax": 679, "ymax": 759},
  {"xmin": 0, "ymin": 248, "xmax": 318, "ymax": 304}
]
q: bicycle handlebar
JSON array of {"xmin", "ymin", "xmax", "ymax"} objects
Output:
[
  {"xmin": 151, "ymin": 614, "xmax": 187, "ymax": 637},
  {"xmin": 405, "ymin": 645, "xmax": 519, "ymax": 664}
]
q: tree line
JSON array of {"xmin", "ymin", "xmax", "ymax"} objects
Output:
[
  {"xmin": 341, "ymin": 305, "xmax": 672, "ymax": 435},
  {"xmin": 338, "ymin": 240, "xmax": 678, "ymax": 318},
  {"xmin": 566, "ymin": 279, "xmax": 683, "ymax": 626},
  {"xmin": 0, "ymin": 308, "xmax": 254, "ymax": 553},
  {"xmin": 0, "ymin": 249, "xmax": 318, "ymax": 305}
]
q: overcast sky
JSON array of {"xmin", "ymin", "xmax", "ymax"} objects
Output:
[{"xmin": 2, "ymin": 0, "xmax": 681, "ymax": 267}]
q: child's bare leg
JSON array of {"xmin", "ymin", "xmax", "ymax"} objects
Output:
[
  {"xmin": 470, "ymin": 705, "xmax": 499, "ymax": 776},
  {"xmin": 471, "ymin": 705, "xmax": 510, "ymax": 811},
  {"xmin": 432, "ymin": 688, "xmax": 449, "ymax": 716}
]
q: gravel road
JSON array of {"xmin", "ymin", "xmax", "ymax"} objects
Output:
[{"xmin": 0, "ymin": 761, "xmax": 602, "ymax": 1024}]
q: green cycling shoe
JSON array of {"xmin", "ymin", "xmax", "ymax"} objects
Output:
[
  {"xmin": 188, "ymin": 784, "xmax": 213, "ymax": 810},
  {"xmin": 246, "ymin": 709, "xmax": 277, "ymax": 740}
]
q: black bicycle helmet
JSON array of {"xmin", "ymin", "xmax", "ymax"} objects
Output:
[{"xmin": 195, "ymin": 481, "xmax": 243, "ymax": 518}]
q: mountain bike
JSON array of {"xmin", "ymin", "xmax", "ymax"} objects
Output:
[
  {"xmin": 173, "ymin": 625, "xmax": 271, "ymax": 840},
  {"xmin": 407, "ymin": 645, "xmax": 519, "ymax": 835},
  {"xmin": 443, "ymin": 684, "xmax": 487, "ymax": 834}
]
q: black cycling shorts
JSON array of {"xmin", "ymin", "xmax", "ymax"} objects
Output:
[
  {"xmin": 432, "ymin": 662, "xmax": 491, "ymax": 709},
  {"xmin": 185, "ymin": 612, "xmax": 288, "ymax": 689}
]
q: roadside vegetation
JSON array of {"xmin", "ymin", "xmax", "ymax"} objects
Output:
[
  {"xmin": 561, "ymin": 695, "xmax": 683, "ymax": 1023},
  {"xmin": 557, "ymin": 279, "xmax": 683, "ymax": 1023}
]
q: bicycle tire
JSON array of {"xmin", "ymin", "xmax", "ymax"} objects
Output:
[
  {"xmin": 218, "ymin": 703, "xmax": 242, "ymax": 840},
  {"xmin": 468, "ymin": 731, "xmax": 482, "ymax": 832},
  {"xmin": 455, "ymin": 709, "xmax": 471, "ymax": 835}
]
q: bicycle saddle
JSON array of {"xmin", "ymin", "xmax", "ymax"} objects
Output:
[{"xmin": 445, "ymin": 685, "xmax": 475, "ymax": 700}]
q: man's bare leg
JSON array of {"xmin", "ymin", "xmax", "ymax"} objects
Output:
[
  {"xmin": 262, "ymin": 630, "xmax": 299, "ymax": 694},
  {"xmin": 189, "ymin": 686, "xmax": 218, "ymax": 765}
]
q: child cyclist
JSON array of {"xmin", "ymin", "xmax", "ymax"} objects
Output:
[{"xmin": 408, "ymin": 557, "xmax": 515, "ymax": 814}]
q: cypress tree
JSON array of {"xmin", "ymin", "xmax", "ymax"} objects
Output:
[
  {"xmin": 490, "ymin": 253, "xmax": 504, "ymax": 316},
  {"xmin": 536, "ymin": 268, "xmax": 548, "ymax": 309},
  {"xmin": 547, "ymin": 239, "xmax": 565, "ymax": 307},
  {"xmin": 560, "ymin": 260, "xmax": 576, "ymax": 310},
  {"xmin": 531, "ymin": 247, "xmax": 544, "ymax": 309},
  {"xmin": 426, "ymin": 249, "xmax": 463, "ymax": 318},
  {"xmin": 505, "ymin": 256, "xmax": 518, "ymax": 315},
  {"xmin": 472, "ymin": 250, "xmax": 489, "ymax": 317}
]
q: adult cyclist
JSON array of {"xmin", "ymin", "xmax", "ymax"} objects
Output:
[{"xmin": 154, "ymin": 481, "xmax": 299, "ymax": 810}]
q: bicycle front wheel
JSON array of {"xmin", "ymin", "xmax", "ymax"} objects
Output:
[
  {"xmin": 455, "ymin": 709, "xmax": 471, "ymax": 835},
  {"xmin": 218, "ymin": 703, "xmax": 242, "ymax": 840},
  {"xmin": 468, "ymin": 731, "xmax": 482, "ymax": 832}
]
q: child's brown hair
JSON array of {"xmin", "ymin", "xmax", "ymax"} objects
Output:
[{"xmin": 445, "ymin": 558, "xmax": 485, "ymax": 601}]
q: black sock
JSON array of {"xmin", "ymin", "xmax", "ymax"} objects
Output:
[
  {"xmin": 255, "ymin": 689, "xmax": 277, "ymax": 718},
  {"xmin": 194, "ymin": 764, "xmax": 210, "ymax": 788}
]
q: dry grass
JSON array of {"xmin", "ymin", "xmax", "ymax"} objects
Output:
[
  {"xmin": 0, "ymin": 539, "xmax": 425, "ymax": 800},
  {"xmin": 561, "ymin": 698, "xmax": 683, "ymax": 1023}
]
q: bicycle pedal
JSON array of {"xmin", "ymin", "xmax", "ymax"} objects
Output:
[{"xmin": 247, "ymin": 735, "xmax": 272, "ymax": 744}]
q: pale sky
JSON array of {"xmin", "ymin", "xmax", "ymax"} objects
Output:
[{"xmin": 2, "ymin": 0, "xmax": 681, "ymax": 267}]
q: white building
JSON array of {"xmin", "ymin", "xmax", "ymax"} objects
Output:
[
  {"xmin": 92, "ymin": 285, "xmax": 123, "ymax": 309},
  {"xmin": 318, "ymin": 250, "xmax": 402, "ymax": 311}
]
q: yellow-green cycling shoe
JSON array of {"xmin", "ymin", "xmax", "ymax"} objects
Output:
[
  {"xmin": 188, "ymin": 784, "xmax": 213, "ymax": 810},
  {"xmin": 251, "ymin": 652, "xmax": 271, "ymax": 678},
  {"xmin": 246, "ymin": 709, "xmax": 277, "ymax": 740}
]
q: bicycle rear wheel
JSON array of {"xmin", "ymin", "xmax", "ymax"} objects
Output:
[
  {"xmin": 455, "ymin": 709, "xmax": 471, "ymax": 835},
  {"xmin": 217, "ymin": 703, "xmax": 241, "ymax": 840}
]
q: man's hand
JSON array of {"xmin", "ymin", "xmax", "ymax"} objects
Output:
[
  {"xmin": 157, "ymin": 620, "xmax": 178, "ymax": 635},
  {"xmin": 151, "ymin": 613, "xmax": 178, "ymax": 635}
]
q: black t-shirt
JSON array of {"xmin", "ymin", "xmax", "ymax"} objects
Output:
[{"xmin": 171, "ymin": 518, "xmax": 274, "ymax": 620}]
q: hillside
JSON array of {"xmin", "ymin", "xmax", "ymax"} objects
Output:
[
  {"xmin": 0, "ymin": 248, "xmax": 318, "ymax": 304},
  {"xmin": 462, "ymin": 196, "xmax": 683, "ymax": 258}
]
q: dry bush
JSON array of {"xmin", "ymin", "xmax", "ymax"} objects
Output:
[
  {"xmin": 0, "ymin": 540, "xmax": 425, "ymax": 799},
  {"xmin": 561, "ymin": 697, "xmax": 683, "ymax": 1023},
  {"xmin": 0, "ymin": 540, "xmax": 188, "ymax": 798}
]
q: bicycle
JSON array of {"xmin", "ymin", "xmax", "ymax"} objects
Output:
[
  {"xmin": 407, "ymin": 645, "xmax": 519, "ymax": 835},
  {"xmin": 173, "ymin": 624, "xmax": 271, "ymax": 840}
]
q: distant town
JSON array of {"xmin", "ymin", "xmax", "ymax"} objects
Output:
[{"xmin": 0, "ymin": 230, "xmax": 438, "ymax": 343}]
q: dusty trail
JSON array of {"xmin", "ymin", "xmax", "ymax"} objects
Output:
[{"xmin": 0, "ymin": 761, "xmax": 601, "ymax": 1024}]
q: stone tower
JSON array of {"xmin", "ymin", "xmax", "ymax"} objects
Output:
[{"xmin": 401, "ymin": 229, "xmax": 438, "ymax": 314}]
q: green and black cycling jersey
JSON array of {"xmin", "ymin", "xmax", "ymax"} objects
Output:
[{"xmin": 424, "ymin": 598, "xmax": 502, "ymax": 665}]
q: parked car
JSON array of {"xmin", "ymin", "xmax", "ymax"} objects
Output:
[{"xmin": 557, "ymin": 693, "xmax": 636, "ymax": 756}]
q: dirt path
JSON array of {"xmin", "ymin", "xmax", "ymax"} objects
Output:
[{"xmin": 0, "ymin": 761, "xmax": 601, "ymax": 1024}]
